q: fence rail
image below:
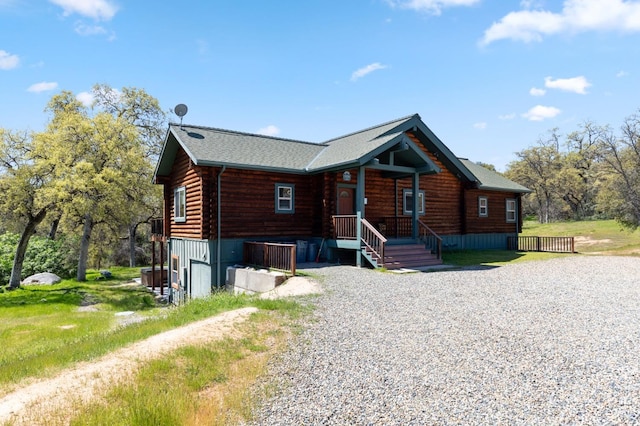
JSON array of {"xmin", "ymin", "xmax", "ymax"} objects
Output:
[
  {"xmin": 333, "ymin": 215, "xmax": 358, "ymax": 239},
  {"xmin": 507, "ymin": 236, "xmax": 575, "ymax": 253},
  {"xmin": 243, "ymin": 242, "xmax": 297, "ymax": 275}
]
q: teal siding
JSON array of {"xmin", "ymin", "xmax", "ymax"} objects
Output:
[{"xmin": 442, "ymin": 233, "xmax": 515, "ymax": 250}]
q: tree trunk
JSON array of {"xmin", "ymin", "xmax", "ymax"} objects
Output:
[
  {"xmin": 48, "ymin": 217, "xmax": 60, "ymax": 240},
  {"xmin": 128, "ymin": 223, "xmax": 139, "ymax": 268},
  {"xmin": 77, "ymin": 214, "xmax": 94, "ymax": 282},
  {"xmin": 9, "ymin": 209, "xmax": 48, "ymax": 289}
]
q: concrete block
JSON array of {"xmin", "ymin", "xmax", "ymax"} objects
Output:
[{"xmin": 226, "ymin": 267, "xmax": 286, "ymax": 294}]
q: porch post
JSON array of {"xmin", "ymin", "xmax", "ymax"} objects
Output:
[
  {"xmin": 356, "ymin": 166, "xmax": 365, "ymax": 267},
  {"xmin": 412, "ymin": 172, "xmax": 419, "ymax": 239}
]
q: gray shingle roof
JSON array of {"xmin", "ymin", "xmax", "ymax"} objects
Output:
[
  {"xmin": 154, "ymin": 115, "xmax": 529, "ymax": 195},
  {"xmin": 459, "ymin": 159, "xmax": 531, "ymax": 193},
  {"xmin": 168, "ymin": 125, "xmax": 324, "ymax": 172}
]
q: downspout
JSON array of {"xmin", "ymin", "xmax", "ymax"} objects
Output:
[{"xmin": 216, "ymin": 166, "xmax": 226, "ymax": 288}]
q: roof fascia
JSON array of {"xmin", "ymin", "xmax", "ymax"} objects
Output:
[
  {"xmin": 196, "ymin": 160, "xmax": 309, "ymax": 175},
  {"xmin": 406, "ymin": 116, "xmax": 478, "ymax": 183}
]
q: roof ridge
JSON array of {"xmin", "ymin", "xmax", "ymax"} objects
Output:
[
  {"xmin": 169, "ymin": 123, "xmax": 320, "ymax": 146},
  {"xmin": 322, "ymin": 113, "xmax": 419, "ymax": 144}
]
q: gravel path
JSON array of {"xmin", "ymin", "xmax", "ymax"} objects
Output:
[{"xmin": 249, "ymin": 256, "xmax": 640, "ymax": 425}]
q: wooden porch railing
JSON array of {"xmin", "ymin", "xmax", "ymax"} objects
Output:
[
  {"xmin": 418, "ymin": 219, "xmax": 442, "ymax": 260},
  {"xmin": 361, "ymin": 218, "xmax": 387, "ymax": 265},
  {"xmin": 243, "ymin": 242, "xmax": 297, "ymax": 275},
  {"xmin": 381, "ymin": 216, "xmax": 413, "ymax": 238},
  {"xmin": 333, "ymin": 215, "xmax": 358, "ymax": 240},
  {"xmin": 507, "ymin": 236, "xmax": 575, "ymax": 253}
]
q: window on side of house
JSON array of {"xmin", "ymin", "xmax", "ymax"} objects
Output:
[
  {"xmin": 275, "ymin": 183, "xmax": 295, "ymax": 214},
  {"xmin": 506, "ymin": 198, "xmax": 517, "ymax": 223},
  {"xmin": 478, "ymin": 196, "xmax": 488, "ymax": 217},
  {"xmin": 402, "ymin": 189, "xmax": 425, "ymax": 215},
  {"xmin": 174, "ymin": 186, "xmax": 186, "ymax": 222}
]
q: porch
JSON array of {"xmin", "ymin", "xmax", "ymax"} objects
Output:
[{"xmin": 332, "ymin": 215, "xmax": 443, "ymax": 270}]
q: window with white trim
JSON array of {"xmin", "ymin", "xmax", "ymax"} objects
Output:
[
  {"xmin": 403, "ymin": 189, "xmax": 425, "ymax": 215},
  {"xmin": 275, "ymin": 183, "xmax": 295, "ymax": 213},
  {"xmin": 478, "ymin": 196, "xmax": 488, "ymax": 217},
  {"xmin": 506, "ymin": 199, "xmax": 517, "ymax": 223},
  {"xmin": 174, "ymin": 186, "xmax": 186, "ymax": 222}
]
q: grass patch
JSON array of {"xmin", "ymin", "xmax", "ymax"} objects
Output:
[
  {"xmin": 521, "ymin": 219, "xmax": 640, "ymax": 254},
  {"xmin": 0, "ymin": 266, "xmax": 309, "ymax": 395},
  {"xmin": 62, "ymin": 309, "xmax": 302, "ymax": 426}
]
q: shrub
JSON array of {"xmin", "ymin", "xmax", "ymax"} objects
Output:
[{"xmin": 0, "ymin": 233, "xmax": 77, "ymax": 284}]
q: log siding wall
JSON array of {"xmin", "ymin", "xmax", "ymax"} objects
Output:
[
  {"xmin": 169, "ymin": 149, "xmax": 204, "ymax": 239},
  {"xmin": 464, "ymin": 189, "xmax": 520, "ymax": 234}
]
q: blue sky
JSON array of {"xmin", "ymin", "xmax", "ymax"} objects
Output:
[{"xmin": 1, "ymin": 0, "xmax": 640, "ymax": 171}]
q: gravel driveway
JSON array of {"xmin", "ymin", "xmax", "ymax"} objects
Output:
[{"xmin": 249, "ymin": 256, "xmax": 640, "ymax": 425}]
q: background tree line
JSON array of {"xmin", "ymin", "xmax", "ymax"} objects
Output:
[
  {"xmin": 504, "ymin": 108, "xmax": 640, "ymax": 229},
  {"xmin": 0, "ymin": 84, "xmax": 167, "ymax": 288}
]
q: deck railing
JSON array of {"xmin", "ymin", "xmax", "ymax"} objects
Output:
[
  {"xmin": 418, "ymin": 220, "xmax": 442, "ymax": 260},
  {"xmin": 333, "ymin": 215, "xmax": 358, "ymax": 240},
  {"xmin": 151, "ymin": 218, "xmax": 164, "ymax": 236},
  {"xmin": 507, "ymin": 236, "xmax": 575, "ymax": 253},
  {"xmin": 361, "ymin": 218, "xmax": 387, "ymax": 265},
  {"xmin": 381, "ymin": 216, "xmax": 413, "ymax": 238},
  {"xmin": 243, "ymin": 242, "xmax": 297, "ymax": 275}
]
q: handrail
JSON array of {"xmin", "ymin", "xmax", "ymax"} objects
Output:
[
  {"xmin": 361, "ymin": 218, "xmax": 387, "ymax": 266},
  {"xmin": 417, "ymin": 219, "xmax": 442, "ymax": 260},
  {"xmin": 332, "ymin": 215, "xmax": 358, "ymax": 239}
]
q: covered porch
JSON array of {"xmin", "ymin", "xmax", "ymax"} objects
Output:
[{"xmin": 325, "ymin": 134, "xmax": 443, "ymax": 269}]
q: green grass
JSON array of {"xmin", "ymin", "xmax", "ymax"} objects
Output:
[
  {"xmin": 521, "ymin": 219, "xmax": 640, "ymax": 254},
  {"xmin": 0, "ymin": 266, "xmax": 307, "ymax": 394}
]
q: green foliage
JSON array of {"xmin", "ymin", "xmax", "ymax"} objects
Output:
[
  {"xmin": 0, "ymin": 233, "xmax": 76, "ymax": 284},
  {"xmin": 506, "ymin": 109, "xmax": 640, "ymax": 227}
]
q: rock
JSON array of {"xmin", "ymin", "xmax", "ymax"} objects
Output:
[{"xmin": 22, "ymin": 272, "xmax": 62, "ymax": 285}]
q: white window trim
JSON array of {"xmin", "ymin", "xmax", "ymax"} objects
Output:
[
  {"xmin": 174, "ymin": 186, "xmax": 186, "ymax": 222},
  {"xmin": 402, "ymin": 189, "xmax": 425, "ymax": 216},
  {"xmin": 275, "ymin": 183, "xmax": 295, "ymax": 214},
  {"xmin": 478, "ymin": 196, "xmax": 488, "ymax": 217},
  {"xmin": 506, "ymin": 198, "xmax": 517, "ymax": 223}
]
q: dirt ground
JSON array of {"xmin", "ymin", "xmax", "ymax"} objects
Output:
[{"xmin": 0, "ymin": 307, "xmax": 258, "ymax": 425}]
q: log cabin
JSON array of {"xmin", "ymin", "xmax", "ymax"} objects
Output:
[{"xmin": 153, "ymin": 114, "xmax": 530, "ymax": 299}]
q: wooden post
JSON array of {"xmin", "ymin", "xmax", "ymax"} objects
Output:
[
  {"xmin": 151, "ymin": 240, "xmax": 156, "ymax": 292},
  {"xmin": 159, "ymin": 237, "xmax": 165, "ymax": 296},
  {"xmin": 291, "ymin": 245, "xmax": 296, "ymax": 276}
]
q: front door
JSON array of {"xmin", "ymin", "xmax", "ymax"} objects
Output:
[{"xmin": 337, "ymin": 187, "xmax": 355, "ymax": 215}]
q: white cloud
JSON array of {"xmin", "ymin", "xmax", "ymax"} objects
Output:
[
  {"xmin": 481, "ymin": 0, "xmax": 640, "ymax": 45},
  {"xmin": 74, "ymin": 21, "xmax": 107, "ymax": 36},
  {"xmin": 522, "ymin": 105, "xmax": 562, "ymax": 121},
  {"xmin": 258, "ymin": 125, "xmax": 280, "ymax": 136},
  {"xmin": 499, "ymin": 113, "xmax": 517, "ymax": 120},
  {"xmin": 27, "ymin": 81, "xmax": 58, "ymax": 93},
  {"xmin": 616, "ymin": 70, "xmax": 629, "ymax": 77},
  {"xmin": 544, "ymin": 75, "xmax": 591, "ymax": 94},
  {"xmin": 49, "ymin": 0, "xmax": 118, "ymax": 20},
  {"xmin": 76, "ymin": 91, "xmax": 94, "ymax": 107},
  {"xmin": 351, "ymin": 62, "xmax": 387, "ymax": 81},
  {"xmin": 530, "ymin": 87, "xmax": 546, "ymax": 96},
  {"xmin": 0, "ymin": 50, "xmax": 19, "ymax": 70},
  {"xmin": 386, "ymin": 0, "xmax": 480, "ymax": 15},
  {"xmin": 473, "ymin": 122, "xmax": 487, "ymax": 129}
]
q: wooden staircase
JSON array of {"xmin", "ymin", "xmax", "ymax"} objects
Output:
[
  {"xmin": 362, "ymin": 242, "xmax": 442, "ymax": 270},
  {"xmin": 382, "ymin": 243, "xmax": 442, "ymax": 270}
]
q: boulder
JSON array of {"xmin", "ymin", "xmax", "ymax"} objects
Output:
[{"xmin": 22, "ymin": 272, "xmax": 62, "ymax": 285}]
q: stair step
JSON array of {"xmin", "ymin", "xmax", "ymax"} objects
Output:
[{"xmin": 382, "ymin": 243, "xmax": 442, "ymax": 270}]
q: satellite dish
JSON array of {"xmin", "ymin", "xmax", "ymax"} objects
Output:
[
  {"xmin": 174, "ymin": 103, "xmax": 188, "ymax": 129},
  {"xmin": 175, "ymin": 104, "xmax": 188, "ymax": 117}
]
